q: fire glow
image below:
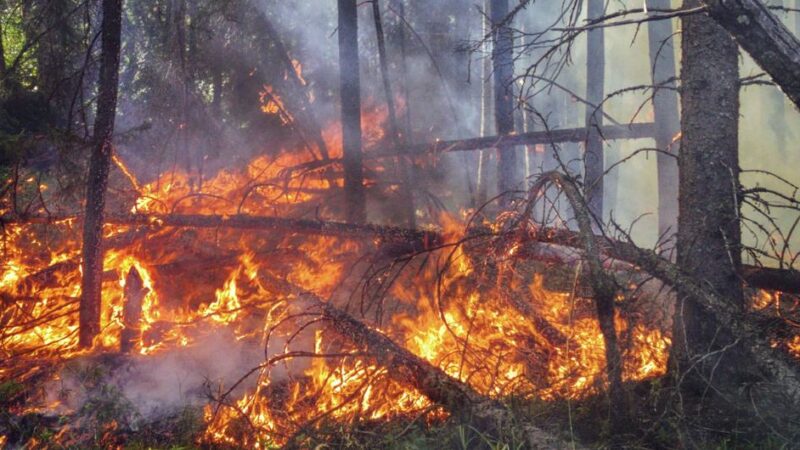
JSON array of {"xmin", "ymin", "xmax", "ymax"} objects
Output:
[{"xmin": 2, "ymin": 101, "xmax": 698, "ymax": 448}]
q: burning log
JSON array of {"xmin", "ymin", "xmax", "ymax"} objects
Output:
[
  {"xmin": 120, "ymin": 267, "xmax": 147, "ymax": 353},
  {"xmin": 258, "ymin": 271, "xmax": 575, "ymax": 449}
]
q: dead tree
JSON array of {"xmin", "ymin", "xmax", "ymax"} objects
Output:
[
  {"xmin": 584, "ymin": 0, "xmax": 605, "ymax": 220},
  {"xmin": 78, "ymin": 0, "xmax": 123, "ymax": 348},
  {"xmin": 673, "ymin": 0, "xmax": 747, "ymax": 394},
  {"xmin": 646, "ymin": 0, "xmax": 681, "ymax": 241},
  {"xmin": 371, "ymin": 0, "xmax": 415, "ymax": 228},
  {"xmin": 491, "ymin": 0, "xmax": 521, "ymax": 204},
  {"xmin": 338, "ymin": 0, "xmax": 366, "ymax": 223},
  {"xmin": 699, "ymin": 0, "xmax": 800, "ymax": 110}
]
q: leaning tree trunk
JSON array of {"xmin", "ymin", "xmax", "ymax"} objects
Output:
[
  {"xmin": 698, "ymin": 0, "xmax": 800, "ymax": 110},
  {"xmin": 491, "ymin": 0, "xmax": 521, "ymax": 205},
  {"xmin": 338, "ymin": 0, "xmax": 366, "ymax": 223},
  {"xmin": 672, "ymin": 0, "xmax": 746, "ymax": 394},
  {"xmin": 79, "ymin": 0, "xmax": 123, "ymax": 347}
]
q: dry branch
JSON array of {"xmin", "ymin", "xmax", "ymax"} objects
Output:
[
  {"xmin": 259, "ymin": 272, "xmax": 574, "ymax": 449},
  {"xmin": 4, "ymin": 212, "xmax": 798, "ymax": 294}
]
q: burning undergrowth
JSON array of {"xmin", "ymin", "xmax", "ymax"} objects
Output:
[{"xmin": 2, "ymin": 102, "xmax": 788, "ymax": 448}]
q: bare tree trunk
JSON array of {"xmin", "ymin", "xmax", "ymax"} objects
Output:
[
  {"xmin": 491, "ymin": 0, "xmax": 520, "ymax": 205},
  {"xmin": 372, "ymin": 0, "xmax": 415, "ymax": 228},
  {"xmin": 673, "ymin": 0, "xmax": 746, "ymax": 393},
  {"xmin": 338, "ymin": 0, "xmax": 366, "ymax": 223},
  {"xmin": 78, "ymin": 0, "xmax": 123, "ymax": 348},
  {"xmin": 699, "ymin": 0, "xmax": 800, "ymax": 110},
  {"xmin": 476, "ymin": 0, "xmax": 494, "ymax": 207},
  {"xmin": 584, "ymin": 0, "xmax": 605, "ymax": 220},
  {"xmin": 766, "ymin": 0, "xmax": 787, "ymax": 156},
  {"xmin": 646, "ymin": 0, "xmax": 681, "ymax": 242}
]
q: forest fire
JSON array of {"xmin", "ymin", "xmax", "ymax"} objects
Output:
[
  {"xmin": 0, "ymin": 95, "xmax": 680, "ymax": 447},
  {"xmin": 3, "ymin": 0, "xmax": 800, "ymax": 448}
]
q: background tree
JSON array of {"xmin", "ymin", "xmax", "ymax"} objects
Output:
[{"xmin": 338, "ymin": 0, "xmax": 365, "ymax": 223}]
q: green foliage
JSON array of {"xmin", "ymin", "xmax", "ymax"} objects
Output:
[{"xmin": 0, "ymin": 3, "xmax": 39, "ymax": 87}]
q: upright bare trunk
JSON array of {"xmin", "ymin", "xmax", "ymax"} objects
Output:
[
  {"xmin": 372, "ymin": 0, "xmax": 414, "ymax": 228},
  {"xmin": 584, "ymin": 0, "xmax": 605, "ymax": 220},
  {"xmin": 673, "ymin": 0, "xmax": 744, "ymax": 391},
  {"xmin": 476, "ymin": 0, "xmax": 494, "ymax": 207},
  {"xmin": 79, "ymin": 0, "xmax": 123, "ymax": 347},
  {"xmin": 646, "ymin": 0, "xmax": 681, "ymax": 241},
  {"xmin": 338, "ymin": 0, "xmax": 366, "ymax": 223},
  {"xmin": 491, "ymin": 0, "xmax": 520, "ymax": 205}
]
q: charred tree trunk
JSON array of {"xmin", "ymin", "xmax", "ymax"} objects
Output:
[
  {"xmin": 78, "ymin": 0, "xmax": 123, "ymax": 347},
  {"xmin": 646, "ymin": 0, "xmax": 681, "ymax": 242},
  {"xmin": 491, "ymin": 0, "xmax": 520, "ymax": 205},
  {"xmin": 673, "ymin": 0, "xmax": 746, "ymax": 396},
  {"xmin": 338, "ymin": 0, "xmax": 366, "ymax": 223},
  {"xmin": 584, "ymin": 0, "xmax": 605, "ymax": 220},
  {"xmin": 699, "ymin": 0, "xmax": 800, "ymax": 110}
]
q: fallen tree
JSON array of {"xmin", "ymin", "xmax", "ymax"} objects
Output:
[
  {"xmin": 4, "ymin": 212, "xmax": 799, "ymax": 294},
  {"xmin": 380, "ymin": 122, "xmax": 655, "ymax": 157}
]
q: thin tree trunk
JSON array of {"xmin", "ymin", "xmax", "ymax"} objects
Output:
[
  {"xmin": 584, "ymin": 0, "xmax": 605, "ymax": 220},
  {"xmin": 646, "ymin": 0, "xmax": 681, "ymax": 242},
  {"xmin": 673, "ymin": 0, "xmax": 746, "ymax": 393},
  {"xmin": 476, "ymin": 0, "xmax": 494, "ymax": 207},
  {"xmin": 78, "ymin": 0, "xmax": 123, "ymax": 347},
  {"xmin": 766, "ymin": 0, "xmax": 787, "ymax": 156},
  {"xmin": 338, "ymin": 0, "xmax": 366, "ymax": 223},
  {"xmin": 372, "ymin": 0, "xmax": 415, "ymax": 228},
  {"xmin": 491, "ymin": 0, "xmax": 520, "ymax": 205},
  {"xmin": 545, "ymin": 172, "xmax": 626, "ymax": 438}
]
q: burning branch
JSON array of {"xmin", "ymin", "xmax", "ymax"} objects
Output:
[
  {"xmin": 258, "ymin": 271, "xmax": 575, "ymax": 449},
  {"xmin": 525, "ymin": 172, "xmax": 628, "ymax": 434}
]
